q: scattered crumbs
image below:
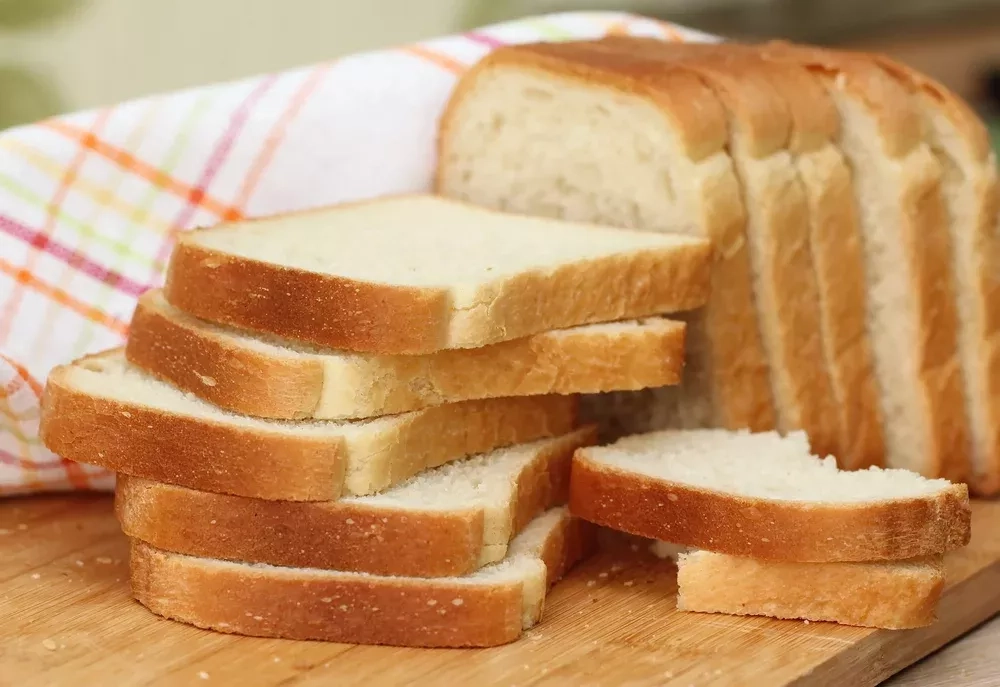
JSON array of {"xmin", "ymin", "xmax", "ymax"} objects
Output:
[
  {"xmin": 437, "ymin": 609, "xmax": 447, "ymax": 615},
  {"xmin": 320, "ymin": 597, "xmax": 332, "ymax": 603},
  {"xmin": 586, "ymin": 581, "xmax": 596, "ymax": 588},
  {"xmin": 451, "ymin": 599, "xmax": 464, "ymax": 606},
  {"xmin": 372, "ymin": 607, "xmax": 379, "ymax": 612},
  {"xmin": 74, "ymin": 560, "xmax": 84, "ymax": 567},
  {"xmin": 273, "ymin": 657, "xmax": 281, "ymax": 663},
  {"xmin": 666, "ymin": 493, "xmax": 678, "ymax": 502},
  {"xmin": 663, "ymin": 672, "xmax": 673, "ymax": 679},
  {"xmin": 42, "ymin": 639, "xmax": 57, "ymax": 651},
  {"xmin": 121, "ymin": 411, "xmax": 132, "ymax": 418},
  {"xmin": 827, "ymin": 537, "xmax": 834, "ymax": 541},
  {"xmin": 339, "ymin": 605, "xmax": 348, "ymax": 611},
  {"xmin": 345, "ymin": 518, "xmax": 354, "ymax": 525},
  {"xmin": 382, "ymin": 518, "xmax": 388, "ymax": 523},
  {"xmin": 198, "ymin": 671, "xmax": 210, "ymax": 680},
  {"xmin": 804, "ymin": 620, "xmax": 810, "ymax": 625},
  {"xmin": 17, "ymin": 524, "xmax": 28, "ymax": 531},
  {"xmin": 209, "ymin": 520, "xmax": 217, "ymax": 525},
  {"xmin": 31, "ymin": 573, "xmax": 40, "ymax": 580},
  {"xmin": 610, "ymin": 564, "xmax": 623, "ymax": 573},
  {"xmin": 253, "ymin": 616, "xmax": 263, "ymax": 621},
  {"xmin": 96, "ymin": 557, "xmax": 113, "ymax": 565},
  {"xmin": 598, "ymin": 572, "xmax": 608, "ymax": 579},
  {"xmin": 760, "ymin": 538, "xmax": 770, "ymax": 543},
  {"xmin": 623, "ymin": 580, "xmax": 634, "ymax": 587},
  {"xmin": 245, "ymin": 611, "xmax": 253, "ymax": 617},
  {"xmin": 427, "ymin": 599, "xmax": 438, "ymax": 607}
]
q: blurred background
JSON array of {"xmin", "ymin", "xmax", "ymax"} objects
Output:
[{"xmin": 0, "ymin": 0, "xmax": 998, "ymax": 147}]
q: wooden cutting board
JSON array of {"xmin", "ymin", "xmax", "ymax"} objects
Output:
[{"xmin": 2, "ymin": 494, "xmax": 999, "ymax": 687}]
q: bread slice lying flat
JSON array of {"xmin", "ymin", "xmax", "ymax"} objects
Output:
[
  {"xmin": 163, "ymin": 194, "xmax": 711, "ymax": 355},
  {"xmin": 570, "ymin": 429, "xmax": 970, "ymax": 561},
  {"xmin": 126, "ymin": 290, "xmax": 686, "ymax": 421},
  {"xmin": 438, "ymin": 39, "xmax": 775, "ymax": 437},
  {"xmin": 40, "ymin": 350, "xmax": 576, "ymax": 501},
  {"xmin": 677, "ymin": 550, "xmax": 944, "ymax": 630},
  {"xmin": 130, "ymin": 506, "xmax": 593, "ymax": 647},
  {"xmin": 870, "ymin": 54, "xmax": 1000, "ymax": 495},
  {"xmin": 117, "ymin": 428, "xmax": 594, "ymax": 577}
]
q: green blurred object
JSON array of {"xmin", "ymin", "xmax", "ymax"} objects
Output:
[{"xmin": 0, "ymin": 0, "xmax": 84, "ymax": 129}]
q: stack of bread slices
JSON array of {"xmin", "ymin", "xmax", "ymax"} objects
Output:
[
  {"xmin": 39, "ymin": 194, "xmax": 713, "ymax": 647},
  {"xmin": 438, "ymin": 37, "xmax": 1000, "ymax": 496}
]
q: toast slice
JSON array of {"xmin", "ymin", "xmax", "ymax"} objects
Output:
[
  {"xmin": 163, "ymin": 194, "xmax": 711, "ymax": 355},
  {"xmin": 39, "ymin": 350, "xmax": 577, "ymax": 501},
  {"xmin": 126, "ymin": 290, "xmax": 686, "ymax": 421},
  {"xmin": 129, "ymin": 506, "xmax": 594, "ymax": 648},
  {"xmin": 570, "ymin": 429, "xmax": 970, "ymax": 561},
  {"xmin": 117, "ymin": 428, "xmax": 595, "ymax": 577},
  {"xmin": 437, "ymin": 40, "xmax": 775, "ymax": 436},
  {"xmin": 587, "ymin": 39, "xmax": 839, "ymax": 456},
  {"xmin": 677, "ymin": 550, "xmax": 944, "ymax": 630},
  {"xmin": 757, "ymin": 43, "xmax": 970, "ymax": 484},
  {"xmin": 869, "ymin": 55, "xmax": 1000, "ymax": 495}
]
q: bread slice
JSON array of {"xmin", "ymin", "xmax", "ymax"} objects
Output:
[
  {"xmin": 757, "ymin": 43, "xmax": 970, "ymax": 484},
  {"xmin": 116, "ymin": 427, "xmax": 595, "ymax": 577},
  {"xmin": 676, "ymin": 550, "xmax": 944, "ymax": 630},
  {"xmin": 585, "ymin": 38, "xmax": 839, "ymax": 457},
  {"xmin": 39, "ymin": 350, "xmax": 577, "ymax": 501},
  {"xmin": 570, "ymin": 429, "xmax": 970, "ymax": 561},
  {"xmin": 437, "ymin": 40, "xmax": 776, "ymax": 436},
  {"xmin": 126, "ymin": 289, "xmax": 686, "ymax": 421},
  {"xmin": 162, "ymin": 194, "xmax": 711, "ymax": 355},
  {"xmin": 868, "ymin": 55, "xmax": 1000, "ymax": 495},
  {"xmin": 129, "ymin": 506, "xmax": 594, "ymax": 647}
]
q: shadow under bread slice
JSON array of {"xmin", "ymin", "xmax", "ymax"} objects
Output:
[
  {"xmin": 39, "ymin": 349, "xmax": 577, "ymax": 501},
  {"xmin": 117, "ymin": 428, "xmax": 595, "ymax": 577},
  {"xmin": 130, "ymin": 506, "xmax": 595, "ymax": 648}
]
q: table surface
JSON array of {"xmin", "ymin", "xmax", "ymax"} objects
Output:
[{"xmin": 1, "ymin": 493, "xmax": 998, "ymax": 687}]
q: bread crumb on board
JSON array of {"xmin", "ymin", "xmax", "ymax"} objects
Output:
[
  {"xmin": 42, "ymin": 639, "xmax": 58, "ymax": 651},
  {"xmin": 198, "ymin": 671, "xmax": 210, "ymax": 680}
]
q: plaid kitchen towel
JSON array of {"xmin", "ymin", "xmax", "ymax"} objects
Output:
[{"xmin": 0, "ymin": 11, "xmax": 715, "ymax": 496}]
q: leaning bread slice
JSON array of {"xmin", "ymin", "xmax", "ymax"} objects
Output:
[
  {"xmin": 126, "ymin": 289, "xmax": 686, "ymax": 421},
  {"xmin": 39, "ymin": 349, "xmax": 576, "ymax": 501},
  {"xmin": 163, "ymin": 194, "xmax": 711, "ymax": 355},
  {"xmin": 117, "ymin": 428, "xmax": 595, "ymax": 577},
  {"xmin": 677, "ymin": 550, "xmax": 944, "ymax": 630},
  {"xmin": 570, "ymin": 429, "xmax": 970, "ymax": 561},
  {"xmin": 130, "ymin": 506, "xmax": 593, "ymax": 648},
  {"xmin": 437, "ymin": 40, "xmax": 774, "ymax": 435}
]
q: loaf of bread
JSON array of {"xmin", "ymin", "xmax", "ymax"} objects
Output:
[
  {"xmin": 130, "ymin": 506, "xmax": 593, "ymax": 647},
  {"xmin": 164, "ymin": 194, "xmax": 712, "ymax": 355},
  {"xmin": 117, "ymin": 428, "xmax": 594, "ymax": 576},
  {"xmin": 569, "ymin": 429, "xmax": 970, "ymax": 561},
  {"xmin": 40, "ymin": 350, "xmax": 577, "ymax": 500},
  {"xmin": 126, "ymin": 290, "xmax": 686, "ymax": 421}
]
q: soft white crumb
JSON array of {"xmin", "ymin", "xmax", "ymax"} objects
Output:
[
  {"xmin": 624, "ymin": 580, "xmax": 634, "ymax": 587},
  {"xmin": 198, "ymin": 671, "xmax": 209, "ymax": 680},
  {"xmin": 804, "ymin": 620, "xmax": 810, "ymax": 625},
  {"xmin": 96, "ymin": 557, "xmax": 113, "ymax": 565},
  {"xmin": 74, "ymin": 560, "xmax": 84, "ymax": 567},
  {"xmin": 586, "ymin": 580, "xmax": 596, "ymax": 587},
  {"xmin": 427, "ymin": 599, "xmax": 437, "ymax": 606},
  {"xmin": 451, "ymin": 599, "xmax": 464, "ymax": 606},
  {"xmin": 598, "ymin": 572, "xmax": 608, "ymax": 579},
  {"xmin": 31, "ymin": 573, "xmax": 40, "ymax": 580},
  {"xmin": 273, "ymin": 657, "xmax": 281, "ymax": 663},
  {"xmin": 42, "ymin": 639, "xmax": 57, "ymax": 651}
]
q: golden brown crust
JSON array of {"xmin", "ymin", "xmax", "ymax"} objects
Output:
[
  {"xmin": 126, "ymin": 290, "xmax": 687, "ymax": 420},
  {"xmin": 128, "ymin": 514, "xmax": 595, "ymax": 648},
  {"xmin": 39, "ymin": 356, "xmax": 579, "ymax": 501},
  {"xmin": 164, "ymin": 197, "xmax": 711, "ymax": 355},
  {"xmin": 677, "ymin": 552, "xmax": 944, "ymax": 629},
  {"xmin": 568, "ymin": 453, "xmax": 971, "ymax": 562},
  {"xmin": 443, "ymin": 40, "xmax": 775, "ymax": 432},
  {"xmin": 115, "ymin": 427, "xmax": 595, "ymax": 577}
]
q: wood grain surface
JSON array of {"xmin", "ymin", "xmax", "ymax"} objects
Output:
[{"xmin": 1, "ymin": 494, "xmax": 999, "ymax": 687}]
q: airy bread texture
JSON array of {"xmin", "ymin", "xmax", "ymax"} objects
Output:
[
  {"xmin": 758, "ymin": 43, "xmax": 970, "ymax": 484},
  {"xmin": 40, "ymin": 350, "xmax": 577, "ymax": 501},
  {"xmin": 676, "ymin": 550, "xmax": 944, "ymax": 629},
  {"xmin": 130, "ymin": 506, "xmax": 594, "ymax": 648},
  {"xmin": 867, "ymin": 54, "xmax": 1000, "ymax": 494},
  {"xmin": 570, "ymin": 429, "xmax": 970, "ymax": 561},
  {"xmin": 163, "ymin": 194, "xmax": 711, "ymax": 355},
  {"xmin": 438, "ymin": 39, "xmax": 775, "ymax": 436},
  {"xmin": 126, "ymin": 290, "xmax": 686, "ymax": 421},
  {"xmin": 117, "ymin": 428, "xmax": 595, "ymax": 577}
]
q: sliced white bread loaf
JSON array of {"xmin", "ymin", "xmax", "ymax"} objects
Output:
[
  {"xmin": 163, "ymin": 194, "xmax": 711, "ymax": 355},
  {"xmin": 126, "ymin": 290, "xmax": 686, "ymax": 421},
  {"xmin": 587, "ymin": 39, "xmax": 839, "ymax": 455},
  {"xmin": 570, "ymin": 429, "xmax": 970, "ymax": 562},
  {"xmin": 437, "ymin": 40, "xmax": 775, "ymax": 436},
  {"xmin": 117, "ymin": 428, "xmax": 595, "ymax": 577},
  {"xmin": 129, "ymin": 506, "xmax": 593, "ymax": 647},
  {"xmin": 757, "ymin": 43, "xmax": 970, "ymax": 484},
  {"xmin": 867, "ymin": 54, "xmax": 1000, "ymax": 494},
  {"xmin": 677, "ymin": 550, "xmax": 944, "ymax": 630},
  {"xmin": 40, "ymin": 350, "xmax": 577, "ymax": 501}
]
